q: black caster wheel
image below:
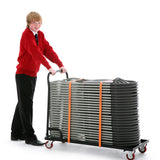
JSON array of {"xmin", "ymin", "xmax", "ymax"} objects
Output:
[{"xmin": 62, "ymin": 139, "xmax": 66, "ymax": 143}]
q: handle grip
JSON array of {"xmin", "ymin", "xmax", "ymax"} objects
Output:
[
  {"xmin": 56, "ymin": 69, "xmax": 63, "ymax": 73},
  {"xmin": 48, "ymin": 70, "xmax": 69, "ymax": 83},
  {"xmin": 55, "ymin": 69, "xmax": 69, "ymax": 79}
]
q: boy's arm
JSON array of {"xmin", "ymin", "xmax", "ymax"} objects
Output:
[{"xmin": 43, "ymin": 37, "xmax": 64, "ymax": 68}]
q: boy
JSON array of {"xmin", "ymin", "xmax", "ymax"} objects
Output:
[{"xmin": 11, "ymin": 11, "xmax": 67, "ymax": 146}]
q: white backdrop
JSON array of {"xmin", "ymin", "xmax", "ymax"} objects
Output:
[{"xmin": 0, "ymin": 0, "xmax": 159, "ymax": 159}]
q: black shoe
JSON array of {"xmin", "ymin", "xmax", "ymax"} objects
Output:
[
  {"xmin": 25, "ymin": 139, "xmax": 44, "ymax": 146},
  {"xmin": 25, "ymin": 134, "xmax": 44, "ymax": 146},
  {"xmin": 11, "ymin": 134, "xmax": 25, "ymax": 141}
]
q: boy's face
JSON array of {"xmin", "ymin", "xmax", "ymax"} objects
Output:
[{"xmin": 29, "ymin": 21, "xmax": 41, "ymax": 33}]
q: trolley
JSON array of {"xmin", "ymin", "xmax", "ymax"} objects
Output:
[{"xmin": 45, "ymin": 70, "xmax": 149, "ymax": 160}]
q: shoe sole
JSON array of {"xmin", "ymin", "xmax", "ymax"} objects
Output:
[{"xmin": 25, "ymin": 141, "xmax": 44, "ymax": 146}]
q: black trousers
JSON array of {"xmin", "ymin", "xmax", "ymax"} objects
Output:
[{"xmin": 11, "ymin": 74, "xmax": 37, "ymax": 138}]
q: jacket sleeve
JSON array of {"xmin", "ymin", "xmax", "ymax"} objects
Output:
[
  {"xmin": 22, "ymin": 33, "xmax": 51, "ymax": 70},
  {"xmin": 43, "ymin": 36, "xmax": 64, "ymax": 68}
]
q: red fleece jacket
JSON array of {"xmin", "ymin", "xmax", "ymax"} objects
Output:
[{"xmin": 16, "ymin": 28, "xmax": 63, "ymax": 77}]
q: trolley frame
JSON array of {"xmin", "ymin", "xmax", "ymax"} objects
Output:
[{"xmin": 45, "ymin": 71, "xmax": 149, "ymax": 160}]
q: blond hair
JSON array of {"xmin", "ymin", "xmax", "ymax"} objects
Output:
[{"xmin": 26, "ymin": 11, "xmax": 42, "ymax": 28}]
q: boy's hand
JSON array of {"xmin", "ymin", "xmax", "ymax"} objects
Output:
[
  {"xmin": 60, "ymin": 67, "xmax": 67, "ymax": 73},
  {"xmin": 48, "ymin": 68, "xmax": 56, "ymax": 75}
]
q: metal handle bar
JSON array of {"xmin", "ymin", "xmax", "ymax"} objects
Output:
[
  {"xmin": 46, "ymin": 69, "xmax": 68, "ymax": 137},
  {"xmin": 47, "ymin": 69, "xmax": 69, "ymax": 83}
]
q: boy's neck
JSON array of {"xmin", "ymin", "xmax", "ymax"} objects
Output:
[{"xmin": 29, "ymin": 27, "xmax": 38, "ymax": 35}]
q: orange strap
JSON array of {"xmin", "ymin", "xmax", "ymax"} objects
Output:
[
  {"xmin": 99, "ymin": 80, "xmax": 112, "ymax": 147},
  {"xmin": 99, "ymin": 82, "xmax": 103, "ymax": 147},
  {"xmin": 68, "ymin": 81, "xmax": 72, "ymax": 143},
  {"xmin": 68, "ymin": 79, "xmax": 83, "ymax": 143}
]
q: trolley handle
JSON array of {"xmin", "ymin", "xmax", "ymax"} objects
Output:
[
  {"xmin": 47, "ymin": 69, "xmax": 69, "ymax": 82},
  {"xmin": 55, "ymin": 69, "xmax": 69, "ymax": 79}
]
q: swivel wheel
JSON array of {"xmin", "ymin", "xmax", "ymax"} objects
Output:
[
  {"xmin": 138, "ymin": 145, "xmax": 147, "ymax": 153},
  {"xmin": 62, "ymin": 139, "xmax": 66, "ymax": 143},
  {"xmin": 45, "ymin": 141, "xmax": 53, "ymax": 149},
  {"xmin": 126, "ymin": 152, "xmax": 135, "ymax": 160}
]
